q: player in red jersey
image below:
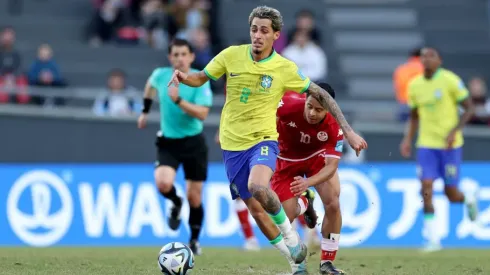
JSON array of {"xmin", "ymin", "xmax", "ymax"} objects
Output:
[{"xmin": 272, "ymin": 83, "xmax": 345, "ymax": 275}]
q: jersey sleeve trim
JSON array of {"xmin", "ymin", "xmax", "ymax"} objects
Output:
[
  {"xmin": 300, "ymin": 80, "xmax": 311, "ymax": 94},
  {"xmin": 324, "ymin": 154, "xmax": 341, "ymax": 159},
  {"xmin": 203, "ymin": 68, "xmax": 218, "ymax": 81}
]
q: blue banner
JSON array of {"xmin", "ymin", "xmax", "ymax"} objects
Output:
[{"xmin": 1, "ymin": 163, "xmax": 490, "ymax": 247}]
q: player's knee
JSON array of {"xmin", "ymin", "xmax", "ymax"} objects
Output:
[
  {"xmin": 444, "ymin": 186, "xmax": 460, "ymax": 202},
  {"xmin": 156, "ymin": 179, "xmax": 173, "ymax": 194},
  {"xmin": 324, "ymin": 197, "xmax": 340, "ymax": 216},
  {"xmin": 248, "ymin": 181, "xmax": 266, "ymax": 197}
]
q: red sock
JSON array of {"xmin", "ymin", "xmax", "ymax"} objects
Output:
[
  {"xmin": 236, "ymin": 200, "xmax": 254, "ymax": 239},
  {"xmin": 298, "ymin": 214, "xmax": 307, "ymax": 227},
  {"xmin": 321, "ymin": 250, "xmax": 337, "ymax": 262}
]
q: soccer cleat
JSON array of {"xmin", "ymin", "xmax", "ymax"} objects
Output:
[
  {"xmin": 292, "ymin": 260, "xmax": 308, "ymax": 275},
  {"xmin": 243, "ymin": 237, "xmax": 260, "ymax": 251},
  {"xmin": 301, "ymin": 189, "xmax": 318, "ymax": 229},
  {"xmin": 189, "ymin": 240, "xmax": 202, "ymax": 256},
  {"xmin": 465, "ymin": 192, "xmax": 479, "ymax": 222},
  {"xmin": 168, "ymin": 198, "xmax": 183, "ymax": 230},
  {"xmin": 286, "ymin": 233, "xmax": 308, "ymax": 264},
  {"xmin": 320, "ymin": 261, "xmax": 345, "ymax": 275}
]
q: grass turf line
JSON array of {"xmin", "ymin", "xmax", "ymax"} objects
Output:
[{"xmin": 0, "ymin": 247, "xmax": 488, "ymax": 275}]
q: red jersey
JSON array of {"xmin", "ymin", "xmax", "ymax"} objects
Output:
[{"xmin": 276, "ymin": 96, "xmax": 344, "ymax": 160}]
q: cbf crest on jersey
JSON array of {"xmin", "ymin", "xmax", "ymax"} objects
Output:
[{"xmin": 258, "ymin": 75, "xmax": 273, "ymax": 93}]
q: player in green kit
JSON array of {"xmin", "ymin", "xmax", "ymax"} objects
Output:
[
  {"xmin": 138, "ymin": 39, "xmax": 213, "ymax": 255},
  {"xmin": 400, "ymin": 47, "xmax": 479, "ymax": 252},
  {"xmin": 168, "ymin": 6, "xmax": 367, "ymax": 274}
]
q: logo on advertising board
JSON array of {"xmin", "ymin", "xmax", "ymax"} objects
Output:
[
  {"xmin": 1, "ymin": 163, "xmax": 490, "ymax": 247},
  {"xmin": 7, "ymin": 170, "xmax": 73, "ymax": 247}
]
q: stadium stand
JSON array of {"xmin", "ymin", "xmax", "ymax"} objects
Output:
[{"xmin": 0, "ymin": 0, "xmax": 489, "ymax": 124}]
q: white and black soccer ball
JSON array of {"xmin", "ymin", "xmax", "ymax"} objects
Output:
[{"xmin": 158, "ymin": 242, "xmax": 195, "ymax": 275}]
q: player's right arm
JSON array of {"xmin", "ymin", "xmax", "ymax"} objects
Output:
[
  {"xmin": 168, "ymin": 47, "xmax": 230, "ymax": 87},
  {"xmin": 400, "ymin": 81, "xmax": 419, "ymax": 157}
]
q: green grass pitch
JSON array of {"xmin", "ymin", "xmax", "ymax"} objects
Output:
[{"xmin": 0, "ymin": 247, "xmax": 488, "ymax": 274}]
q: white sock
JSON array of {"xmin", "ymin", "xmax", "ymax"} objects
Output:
[
  {"xmin": 321, "ymin": 234, "xmax": 340, "ymax": 264},
  {"xmin": 298, "ymin": 197, "xmax": 308, "ymax": 216},
  {"xmin": 270, "ymin": 207, "xmax": 299, "ymax": 247},
  {"xmin": 271, "ymin": 234, "xmax": 292, "ymax": 261},
  {"xmin": 424, "ymin": 214, "xmax": 439, "ymax": 244}
]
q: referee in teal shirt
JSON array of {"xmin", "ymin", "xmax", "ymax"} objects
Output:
[{"xmin": 138, "ymin": 39, "xmax": 213, "ymax": 255}]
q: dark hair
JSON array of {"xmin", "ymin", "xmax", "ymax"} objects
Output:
[
  {"xmin": 410, "ymin": 47, "xmax": 422, "ymax": 57},
  {"xmin": 308, "ymin": 82, "xmax": 335, "ymax": 99},
  {"xmin": 168, "ymin": 39, "xmax": 194, "ymax": 54}
]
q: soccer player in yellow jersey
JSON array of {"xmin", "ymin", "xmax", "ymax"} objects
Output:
[
  {"xmin": 400, "ymin": 48, "xmax": 478, "ymax": 252},
  {"xmin": 168, "ymin": 6, "xmax": 367, "ymax": 274}
]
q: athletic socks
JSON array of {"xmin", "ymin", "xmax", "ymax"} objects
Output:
[
  {"xmin": 235, "ymin": 200, "xmax": 255, "ymax": 240},
  {"xmin": 161, "ymin": 185, "xmax": 182, "ymax": 207},
  {"xmin": 270, "ymin": 234, "xmax": 292, "ymax": 261},
  {"xmin": 321, "ymin": 233, "xmax": 340, "ymax": 264},
  {"xmin": 423, "ymin": 213, "xmax": 439, "ymax": 245},
  {"xmin": 270, "ymin": 206, "xmax": 299, "ymax": 247},
  {"xmin": 298, "ymin": 196, "xmax": 308, "ymax": 216},
  {"xmin": 189, "ymin": 204, "xmax": 204, "ymax": 242}
]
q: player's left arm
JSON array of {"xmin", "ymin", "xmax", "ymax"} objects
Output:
[
  {"xmin": 307, "ymin": 157, "xmax": 340, "ymax": 187},
  {"xmin": 451, "ymin": 76, "xmax": 475, "ymax": 131},
  {"xmin": 307, "ymin": 126, "xmax": 344, "ymax": 187},
  {"xmin": 176, "ymin": 82, "xmax": 213, "ymax": 121}
]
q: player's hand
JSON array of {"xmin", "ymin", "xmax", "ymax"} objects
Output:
[
  {"xmin": 345, "ymin": 131, "xmax": 367, "ymax": 156},
  {"xmin": 290, "ymin": 176, "xmax": 309, "ymax": 196},
  {"xmin": 446, "ymin": 129, "xmax": 457, "ymax": 149},
  {"xmin": 168, "ymin": 86, "xmax": 179, "ymax": 102},
  {"xmin": 214, "ymin": 131, "xmax": 220, "ymax": 144},
  {"xmin": 137, "ymin": 113, "xmax": 148, "ymax": 129},
  {"xmin": 400, "ymin": 138, "xmax": 412, "ymax": 158},
  {"xmin": 167, "ymin": 69, "xmax": 188, "ymax": 87}
]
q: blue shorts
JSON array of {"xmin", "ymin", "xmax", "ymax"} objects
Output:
[
  {"xmin": 416, "ymin": 147, "xmax": 462, "ymax": 186},
  {"xmin": 222, "ymin": 141, "xmax": 279, "ymax": 200}
]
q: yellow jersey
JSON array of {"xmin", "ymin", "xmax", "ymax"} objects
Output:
[
  {"xmin": 204, "ymin": 44, "xmax": 311, "ymax": 151},
  {"xmin": 407, "ymin": 68, "xmax": 469, "ymax": 149}
]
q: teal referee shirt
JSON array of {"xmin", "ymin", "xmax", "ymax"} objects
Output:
[{"xmin": 149, "ymin": 67, "xmax": 213, "ymax": 139}]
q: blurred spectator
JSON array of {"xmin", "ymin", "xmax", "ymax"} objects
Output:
[
  {"xmin": 190, "ymin": 28, "xmax": 212, "ymax": 70},
  {"xmin": 88, "ymin": 0, "xmax": 128, "ymax": 47},
  {"xmin": 93, "ymin": 69, "xmax": 140, "ymax": 116},
  {"xmin": 28, "ymin": 44, "xmax": 66, "ymax": 87},
  {"xmin": 468, "ymin": 77, "xmax": 490, "ymax": 126},
  {"xmin": 283, "ymin": 30, "xmax": 327, "ymax": 83},
  {"xmin": 393, "ymin": 48, "xmax": 423, "ymax": 122},
  {"xmin": 169, "ymin": 0, "xmax": 209, "ymax": 40},
  {"xmin": 0, "ymin": 27, "xmax": 28, "ymax": 104},
  {"xmin": 139, "ymin": 0, "xmax": 168, "ymax": 49},
  {"xmin": 287, "ymin": 10, "xmax": 321, "ymax": 46},
  {"xmin": 0, "ymin": 26, "xmax": 22, "ymax": 75}
]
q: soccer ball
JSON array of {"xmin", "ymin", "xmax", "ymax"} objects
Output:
[{"xmin": 158, "ymin": 242, "xmax": 195, "ymax": 275}]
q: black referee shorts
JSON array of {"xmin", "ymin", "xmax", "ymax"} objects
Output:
[{"xmin": 155, "ymin": 133, "xmax": 208, "ymax": 182}]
